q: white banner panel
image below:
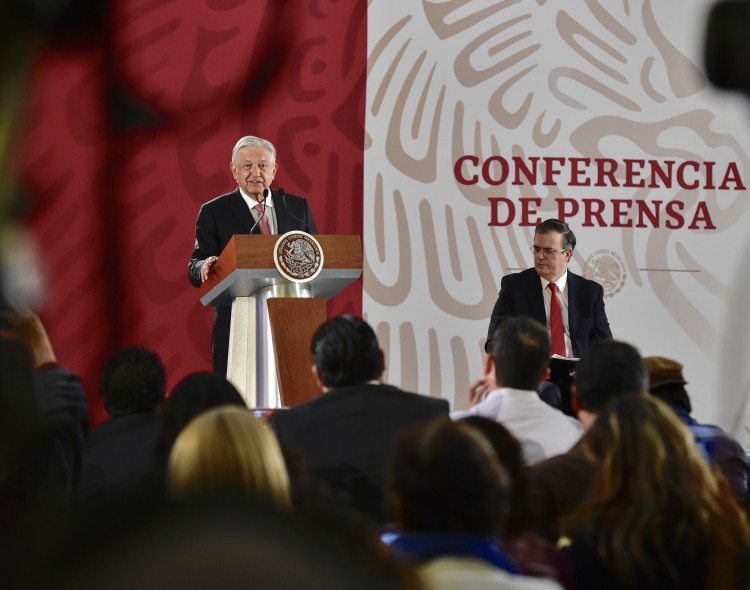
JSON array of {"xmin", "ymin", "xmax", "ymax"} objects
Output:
[{"xmin": 365, "ymin": 0, "xmax": 750, "ymax": 445}]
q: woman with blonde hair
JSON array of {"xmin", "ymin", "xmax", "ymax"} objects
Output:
[
  {"xmin": 168, "ymin": 406, "xmax": 291, "ymax": 509},
  {"xmin": 561, "ymin": 394, "xmax": 750, "ymax": 590}
]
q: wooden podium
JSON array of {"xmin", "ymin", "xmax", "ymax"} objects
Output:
[{"xmin": 199, "ymin": 234, "xmax": 362, "ymax": 409}]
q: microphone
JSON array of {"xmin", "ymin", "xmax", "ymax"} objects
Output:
[
  {"xmin": 249, "ymin": 188, "xmax": 269, "ymax": 234},
  {"xmin": 278, "ymin": 187, "xmax": 315, "ymax": 233}
]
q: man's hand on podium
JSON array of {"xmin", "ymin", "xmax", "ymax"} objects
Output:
[{"xmin": 200, "ymin": 256, "xmax": 219, "ymax": 282}]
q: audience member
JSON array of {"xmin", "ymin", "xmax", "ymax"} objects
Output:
[
  {"xmin": 150, "ymin": 372, "xmax": 246, "ymax": 494},
  {"xmin": 525, "ymin": 339, "xmax": 647, "ymax": 541},
  {"xmin": 0, "ymin": 309, "xmax": 89, "ymax": 588},
  {"xmin": 268, "ymin": 314, "xmax": 449, "ymax": 524},
  {"xmin": 460, "ymin": 416, "xmax": 575, "ymax": 590},
  {"xmin": 45, "ymin": 498, "xmax": 419, "ymax": 590},
  {"xmin": 384, "ymin": 417, "xmax": 561, "ymax": 590},
  {"xmin": 560, "ymin": 395, "xmax": 750, "ymax": 590},
  {"xmin": 78, "ymin": 346, "xmax": 166, "ymax": 505},
  {"xmin": 452, "ymin": 316, "xmax": 583, "ymax": 463},
  {"xmin": 0, "ymin": 308, "xmax": 89, "ymax": 500},
  {"xmin": 168, "ymin": 406, "xmax": 291, "ymax": 509},
  {"xmin": 645, "ymin": 355, "xmax": 750, "ymax": 509}
]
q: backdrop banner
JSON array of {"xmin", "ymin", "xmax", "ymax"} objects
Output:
[{"xmin": 365, "ymin": 1, "xmax": 750, "ymax": 444}]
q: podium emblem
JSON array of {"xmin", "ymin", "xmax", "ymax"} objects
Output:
[{"xmin": 273, "ymin": 231, "xmax": 324, "ymax": 282}]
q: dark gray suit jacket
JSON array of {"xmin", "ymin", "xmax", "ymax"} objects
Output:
[
  {"xmin": 268, "ymin": 383, "xmax": 449, "ymax": 524},
  {"xmin": 188, "ymin": 187, "xmax": 317, "ymax": 354},
  {"xmin": 485, "ymin": 267, "xmax": 612, "ymax": 356}
]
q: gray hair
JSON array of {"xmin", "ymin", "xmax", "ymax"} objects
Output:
[
  {"xmin": 231, "ymin": 136, "xmax": 277, "ymax": 164},
  {"xmin": 535, "ymin": 218, "xmax": 576, "ymax": 252}
]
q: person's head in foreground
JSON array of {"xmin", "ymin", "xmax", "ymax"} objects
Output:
[
  {"xmin": 562, "ymin": 394, "xmax": 750, "ymax": 589},
  {"xmin": 388, "ymin": 417, "xmax": 510, "ymax": 537},
  {"xmin": 168, "ymin": 406, "xmax": 291, "ymax": 510}
]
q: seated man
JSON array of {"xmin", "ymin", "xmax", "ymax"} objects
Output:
[
  {"xmin": 486, "ymin": 219, "xmax": 612, "ymax": 357},
  {"xmin": 486, "ymin": 219, "xmax": 612, "ymax": 415},
  {"xmin": 268, "ymin": 315, "xmax": 449, "ymax": 524},
  {"xmin": 453, "ymin": 316, "xmax": 583, "ymax": 464},
  {"xmin": 645, "ymin": 355, "xmax": 750, "ymax": 510}
]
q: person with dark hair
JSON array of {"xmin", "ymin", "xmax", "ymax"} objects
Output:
[
  {"xmin": 78, "ymin": 346, "xmax": 166, "ymax": 505},
  {"xmin": 100, "ymin": 346, "xmax": 166, "ymax": 416},
  {"xmin": 460, "ymin": 416, "xmax": 575, "ymax": 590},
  {"xmin": 525, "ymin": 339, "xmax": 647, "ymax": 541},
  {"xmin": 485, "ymin": 219, "xmax": 612, "ymax": 357},
  {"xmin": 560, "ymin": 395, "xmax": 750, "ymax": 590},
  {"xmin": 157, "ymin": 372, "xmax": 246, "ymax": 455},
  {"xmin": 453, "ymin": 317, "xmax": 583, "ymax": 463},
  {"xmin": 572, "ymin": 338, "xmax": 648, "ymax": 429},
  {"xmin": 310, "ymin": 313, "xmax": 384, "ymax": 388},
  {"xmin": 149, "ymin": 371, "xmax": 247, "ymax": 495},
  {"xmin": 384, "ymin": 417, "xmax": 562, "ymax": 590},
  {"xmin": 268, "ymin": 314, "xmax": 449, "ymax": 524},
  {"xmin": 188, "ymin": 135, "xmax": 318, "ymax": 377},
  {"xmin": 644, "ymin": 356, "xmax": 750, "ymax": 509}
]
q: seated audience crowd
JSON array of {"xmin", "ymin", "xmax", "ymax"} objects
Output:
[{"xmin": 1, "ymin": 307, "xmax": 750, "ymax": 589}]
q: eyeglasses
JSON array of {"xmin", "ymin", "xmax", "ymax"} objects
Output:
[{"xmin": 530, "ymin": 246, "xmax": 568, "ymax": 257}]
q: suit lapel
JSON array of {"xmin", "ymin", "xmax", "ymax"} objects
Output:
[
  {"xmin": 524, "ymin": 269, "xmax": 547, "ymax": 325},
  {"xmin": 227, "ymin": 188, "xmax": 259, "ymax": 235},
  {"xmin": 230, "ymin": 187, "xmax": 268, "ymax": 234}
]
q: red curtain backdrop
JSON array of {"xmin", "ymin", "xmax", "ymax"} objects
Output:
[{"xmin": 17, "ymin": 0, "xmax": 365, "ymax": 424}]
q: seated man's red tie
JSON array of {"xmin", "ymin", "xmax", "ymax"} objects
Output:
[{"xmin": 548, "ymin": 282, "xmax": 566, "ymax": 356}]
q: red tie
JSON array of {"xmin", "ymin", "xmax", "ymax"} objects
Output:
[
  {"xmin": 254, "ymin": 203, "xmax": 271, "ymax": 235},
  {"xmin": 548, "ymin": 283, "xmax": 566, "ymax": 357}
]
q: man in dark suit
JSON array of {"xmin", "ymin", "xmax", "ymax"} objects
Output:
[
  {"xmin": 188, "ymin": 135, "xmax": 318, "ymax": 376},
  {"xmin": 268, "ymin": 314, "xmax": 449, "ymax": 524},
  {"xmin": 78, "ymin": 346, "xmax": 166, "ymax": 506},
  {"xmin": 486, "ymin": 219, "xmax": 612, "ymax": 357}
]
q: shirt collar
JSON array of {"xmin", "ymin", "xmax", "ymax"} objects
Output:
[
  {"xmin": 540, "ymin": 270, "xmax": 568, "ymax": 293},
  {"xmin": 488, "ymin": 387, "xmax": 538, "ymax": 398},
  {"xmin": 239, "ymin": 187, "xmax": 274, "ymax": 209}
]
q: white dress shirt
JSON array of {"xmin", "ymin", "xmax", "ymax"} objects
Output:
[
  {"xmin": 239, "ymin": 187, "xmax": 278, "ymax": 234},
  {"xmin": 451, "ymin": 387, "xmax": 583, "ymax": 464}
]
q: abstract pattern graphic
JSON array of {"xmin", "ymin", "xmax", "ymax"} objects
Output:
[{"xmin": 365, "ymin": 0, "xmax": 750, "ymax": 434}]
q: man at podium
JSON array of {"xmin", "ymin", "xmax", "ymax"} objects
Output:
[{"xmin": 188, "ymin": 135, "xmax": 318, "ymax": 376}]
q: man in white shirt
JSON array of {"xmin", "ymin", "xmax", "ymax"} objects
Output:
[{"xmin": 453, "ymin": 316, "xmax": 583, "ymax": 463}]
